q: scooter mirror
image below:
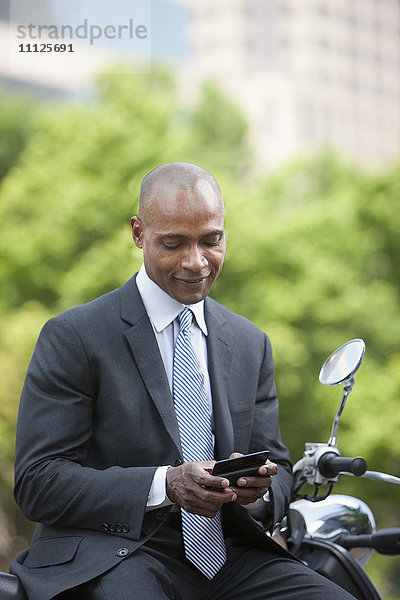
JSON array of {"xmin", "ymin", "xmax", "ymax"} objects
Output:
[{"xmin": 319, "ymin": 339, "xmax": 365, "ymax": 386}]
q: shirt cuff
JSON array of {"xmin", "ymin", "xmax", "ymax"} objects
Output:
[{"xmin": 145, "ymin": 465, "xmax": 173, "ymax": 512}]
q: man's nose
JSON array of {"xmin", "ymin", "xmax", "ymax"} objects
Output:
[{"xmin": 181, "ymin": 246, "xmax": 207, "ymax": 271}]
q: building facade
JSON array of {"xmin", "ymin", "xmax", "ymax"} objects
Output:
[{"xmin": 179, "ymin": 0, "xmax": 400, "ymax": 171}]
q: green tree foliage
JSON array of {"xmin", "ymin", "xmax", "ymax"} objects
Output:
[
  {"xmin": 0, "ymin": 90, "xmax": 36, "ymax": 182},
  {"xmin": 0, "ymin": 69, "xmax": 248, "ymax": 311},
  {"xmin": 188, "ymin": 82, "xmax": 250, "ymax": 175},
  {"xmin": 0, "ymin": 68, "xmax": 398, "ymax": 594}
]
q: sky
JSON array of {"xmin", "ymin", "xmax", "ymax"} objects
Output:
[{"xmin": 49, "ymin": 0, "xmax": 190, "ymax": 64}]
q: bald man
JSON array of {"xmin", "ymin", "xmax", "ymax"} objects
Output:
[{"xmin": 11, "ymin": 163, "xmax": 357, "ymax": 599}]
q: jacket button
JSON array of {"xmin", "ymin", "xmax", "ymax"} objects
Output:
[
  {"xmin": 116, "ymin": 524, "xmax": 123, "ymax": 533},
  {"xmin": 109, "ymin": 523, "xmax": 116, "ymax": 532},
  {"xmin": 175, "ymin": 459, "xmax": 183, "ymax": 466},
  {"xmin": 117, "ymin": 548, "xmax": 129, "ymax": 557},
  {"xmin": 122, "ymin": 524, "xmax": 130, "ymax": 533},
  {"xmin": 102, "ymin": 523, "xmax": 109, "ymax": 531}
]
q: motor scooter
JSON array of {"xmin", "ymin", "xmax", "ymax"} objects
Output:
[
  {"xmin": 280, "ymin": 339, "xmax": 400, "ymax": 599},
  {"xmin": 1, "ymin": 339, "xmax": 398, "ymax": 599}
]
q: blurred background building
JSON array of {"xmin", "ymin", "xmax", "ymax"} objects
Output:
[
  {"xmin": 1, "ymin": 0, "xmax": 399, "ymax": 169},
  {"xmin": 178, "ymin": 0, "xmax": 400, "ymax": 171}
]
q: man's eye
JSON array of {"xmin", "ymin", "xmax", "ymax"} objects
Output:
[{"xmin": 162, "ymin": 243, "xmax": 181, "ymax": 250}]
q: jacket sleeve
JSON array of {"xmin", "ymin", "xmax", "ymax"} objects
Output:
[
  {"xmin": 14, "ymin": 316, "xmax": 156, "ymax": 541},
  {"xmin": 246, "ymin": 333, "xmax": 293, "ymax": 531}
]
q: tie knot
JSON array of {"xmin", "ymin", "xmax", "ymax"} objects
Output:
[{"xmin": 178, "ymin": 308, "xmax": 193, "ymax": 332}]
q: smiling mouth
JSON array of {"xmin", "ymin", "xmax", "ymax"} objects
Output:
[{"xmin": 175, "ymin": 276, "xmax": 209, "ymax": 285}]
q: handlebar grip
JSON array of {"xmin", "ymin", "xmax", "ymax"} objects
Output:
[
  {"xmin": 341, "ymin": 528, "xmax": 400, "ymax": 555},
  {"xmin": 318, "ymin": 453, "xmax": 368, "ymax": 478}
]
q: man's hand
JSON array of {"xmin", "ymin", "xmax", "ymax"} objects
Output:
[
  {"xmin": 166, "ymin": 460, "xmax": 237, "ymax": 518},
  {"xmin": 227, "ymin": 452, "xmax": 278, "ymax": 506}
]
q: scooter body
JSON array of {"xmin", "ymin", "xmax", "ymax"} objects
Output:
[
  {"xmin": 283, "ymin": 493, "xmax": 400, "ymax": 600},
  {"xmin": 284, "ymin": 495, "xmax": 384, "ymax": 600},
  {"xmin": 0, "ymin": 572, "xmax": 27, "ymax": 600},
  {"xmin": 295, "ymin": 537, "xmax": 382, "ymax": 600}
]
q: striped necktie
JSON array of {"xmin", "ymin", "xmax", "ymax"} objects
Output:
[{"xmin": 172, "ymin": 307, "xmax": 227, "ymax": 579}]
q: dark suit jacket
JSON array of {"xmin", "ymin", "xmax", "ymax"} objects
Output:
[{"xmin": 10, "ymin": 275, "xmax": 293, "ymax": 600}]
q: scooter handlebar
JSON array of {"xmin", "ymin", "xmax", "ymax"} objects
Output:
[
  {"xmin": 318, "ymin": 452, "xmax": 367, "ymax": 478},
  {"xmin": 341, "ymin": 528, "xmax": 400, "ymax": 556}
]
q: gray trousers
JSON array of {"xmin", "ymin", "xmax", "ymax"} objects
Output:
[{"xmin": 57, "ymin": 513, "xmax": 357, "ymax": 600}]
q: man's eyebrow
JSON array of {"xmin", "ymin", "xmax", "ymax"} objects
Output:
[
  {"xmin": 203, "ymin": 230, "xmax": 224, "ymax": 238},
  {"xmin": 158, "ymin": 230, "xmax": 224, "ymax": 240},
  {"xmin": 158, "ymin": 233, "xmax": 187, "ymax": 240}
]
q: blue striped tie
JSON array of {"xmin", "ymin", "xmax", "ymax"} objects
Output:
[{"xmin": 172, "ymin": 308, "xmax": 227, "ymax": 579}]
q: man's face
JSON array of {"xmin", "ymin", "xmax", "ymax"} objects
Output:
[{"xmin": 131, "ymin": 179, "xmax": 226, "ymax": 304}]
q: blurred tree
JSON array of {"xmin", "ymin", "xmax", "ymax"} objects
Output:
[
  {"xmin": 187, "ymin": 82, "xmax": 250, "ymax": 176},
  {"xmin": 0, "ymin": 69, "xmax": 248, "ymax": 311},
  {"xmin": 0, "ymin": 90, "xmax": 36, "ymax": 181}
]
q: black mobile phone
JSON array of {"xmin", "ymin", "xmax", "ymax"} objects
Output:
[{"xmin": 212, "ymin": 450, "xmax": 271, "ymax": 486}]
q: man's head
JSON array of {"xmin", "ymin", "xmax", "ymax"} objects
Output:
[{"xmin": 131, "ymin": 162, "xmax": 226, "ymax": 305}]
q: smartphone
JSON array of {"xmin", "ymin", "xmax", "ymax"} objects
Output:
[{"xmin": 212, "ymin": 450, "xmax": 271, "ymax": 486}]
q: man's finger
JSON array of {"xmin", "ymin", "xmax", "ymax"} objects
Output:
[
  {"xmin": 236, "ymin": 475, "xmax": 271, "ymax": 487},
  {"xmin": 229, "ymin": 452, "xmax": 243, "ymax": 459},
  {"xmin": 259, "ymin": 460, "xmax": 278, "ymax": 475},
  {"xmin": 182, "ymin": 487, "xmax": 238, "ymax": 516}
]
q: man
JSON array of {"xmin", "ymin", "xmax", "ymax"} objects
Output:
[{"xmin": 11, "ymin": 163, "xmax": 357, "ymax": 599}]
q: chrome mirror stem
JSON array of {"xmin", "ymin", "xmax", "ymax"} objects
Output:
[{"xmin": 328, "ymin": 376, "xmax": 355, "ymax": 447}]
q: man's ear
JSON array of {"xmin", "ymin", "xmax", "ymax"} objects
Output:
[{"xmin": 131, "ymin": 216, "xmax": 144, "ymax": 249}]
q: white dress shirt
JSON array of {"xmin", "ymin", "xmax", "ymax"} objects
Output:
[{"xmin": 136, "ymin": 264, "xmax": 214, "ymax": 509}]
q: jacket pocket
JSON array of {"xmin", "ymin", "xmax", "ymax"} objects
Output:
[{"xmin": 23, "ymin": 536, "xmax": 82, "ymax": 568}]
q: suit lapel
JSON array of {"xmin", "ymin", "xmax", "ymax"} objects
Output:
[
  {"xmin": 205, "ymin": 299, "xmax": 235, "ymax": 460},
  {"xmin": 118, "ymin": 278, "xmax": 235, "ymax": 461},
  {"xmin": 119, "ymin": 277, "xmax": 182, "ymax": 457}
]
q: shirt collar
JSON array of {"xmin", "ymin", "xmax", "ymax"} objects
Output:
[{"xmin": 136, "ymin": 264, "xmax": 208, "ymax": 335}]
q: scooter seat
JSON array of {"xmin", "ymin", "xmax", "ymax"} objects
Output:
[{"xmin": 0, "ymin": 572, "xmax": 27, "ymax": 600}]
